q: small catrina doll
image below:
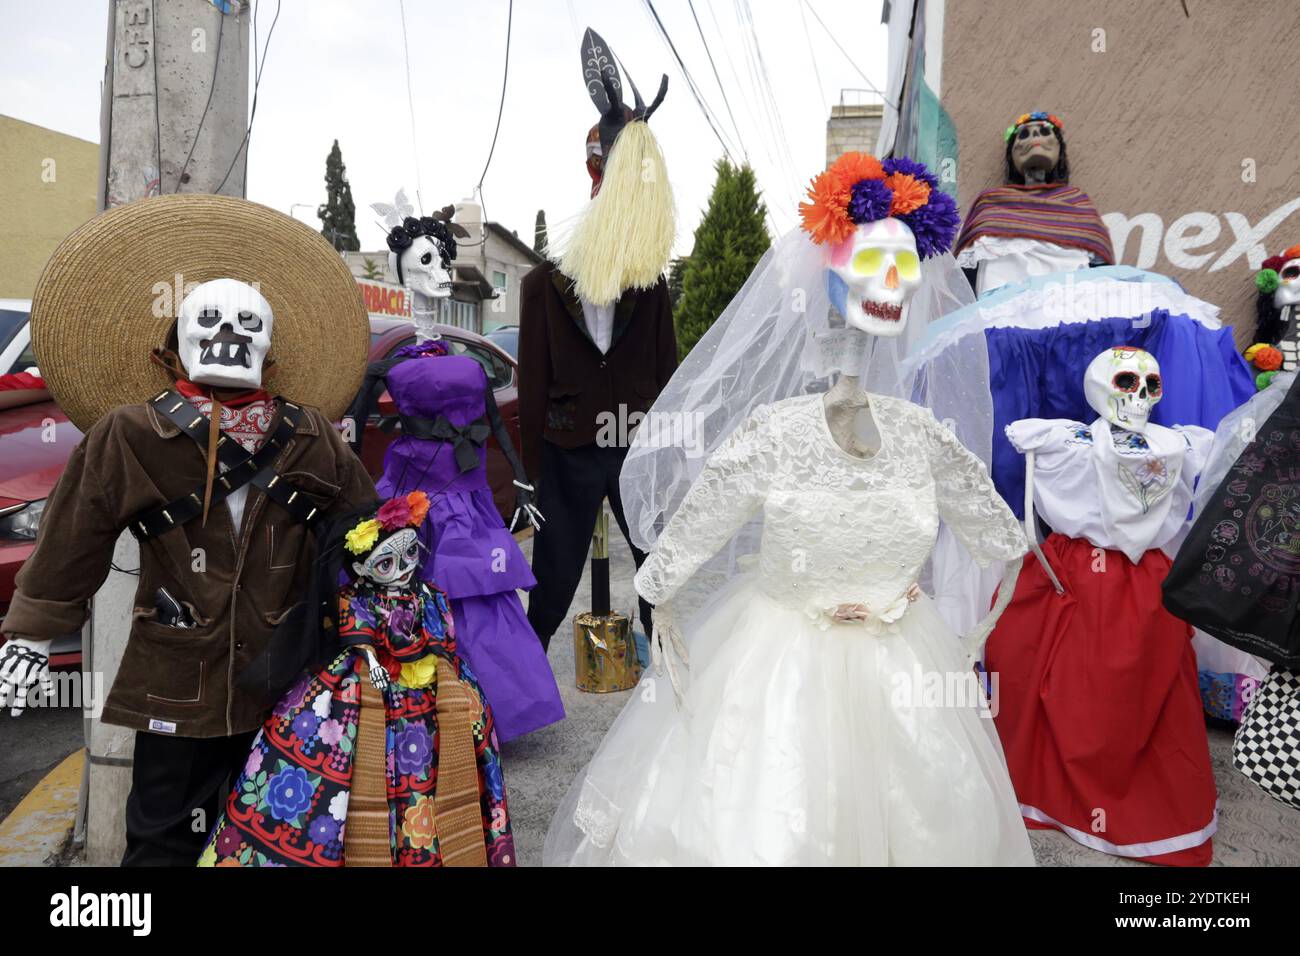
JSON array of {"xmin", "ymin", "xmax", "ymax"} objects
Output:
[{"xmin": 199, "ymin": 494, "xmax": 515, "ymax": 867}]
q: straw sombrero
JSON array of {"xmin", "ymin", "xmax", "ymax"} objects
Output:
[{"xmin": 31, "ymin": 193, "xmax": 369, "ymax": 431}]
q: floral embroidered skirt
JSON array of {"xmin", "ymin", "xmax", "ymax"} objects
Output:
[{"xmin": 198, "ymin": 647, "xmax": 516, "ymax": 867}]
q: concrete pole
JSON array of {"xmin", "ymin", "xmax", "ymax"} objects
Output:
[{"xmin": 83, "ymin": 0, "xmax": 250, "ymax": 866}]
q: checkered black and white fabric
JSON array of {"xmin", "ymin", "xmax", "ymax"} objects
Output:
[{"xmin": 1234, "ymin": 666, "xmax": 1300, "ymax": 811}]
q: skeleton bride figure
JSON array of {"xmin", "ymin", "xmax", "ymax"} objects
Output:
[{"xmin": 543, "ymin": 154, "xmax": 1034, "ymax": 866}]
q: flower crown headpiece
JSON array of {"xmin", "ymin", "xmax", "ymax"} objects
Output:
[
  {"xmin": 371, "ymin": 189, "xmax": 468, "ymax": 266},
  {"xmin": 798, "ymin": 152, "xmax": 959, "ymax": 258},
  {"xmin": 1004, "ymin": 111, "xmax": 1064, "ymax": 143},
  {"xmin": 1256, "ymin": 243, "xmax": 1300, "ymax": 294},
  {"xmin": 344, "ymin": 491, "xmax": 431, "ymax": 555}
]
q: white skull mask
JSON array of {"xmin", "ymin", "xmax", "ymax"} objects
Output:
[
  {"xmin": 1084, "ymin": 346, "xmax": 1163, "ymax": 434},
  {"xmin": 1274, "ymin": 256, "xmax": 1300, "ymax": 309},
  {"xmin": 827, "ymin": 218, "xmax": 923, "ymax": 337},
  {"xmin": 177, "ymin": 278, "xmax": 273, "ymax": 390},
  {"xmin": 353, "ymin": 527, "xmax": 421, "ymax": 589},
  {"xmin": 392, "ymin": 237, "xmax": 452, "ymax": 299}
]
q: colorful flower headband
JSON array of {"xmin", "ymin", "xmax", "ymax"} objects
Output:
[
  {"xmin": 1004, "ymin": 111, "xmax": 1064, "ymax": 143},
  {"xmin": 798, "ymin": 152, "xmax": 959, "ymax": 258},
  {"xmin": 1256, "ymin": 243, "xmax": 1300, "ymax": 294},
  {"xmin": 345, "ymin": 491, "xmax": 431, "ymax": 555}
]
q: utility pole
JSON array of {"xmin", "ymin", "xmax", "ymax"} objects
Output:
[{"xmin": 82, "ymin": 0, "xmax": 251, "ymax": 866}]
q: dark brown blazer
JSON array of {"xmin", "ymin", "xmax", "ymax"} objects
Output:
[{"xmin": 517, "ymin": 261, "xmax": 678, "ymax": 478}]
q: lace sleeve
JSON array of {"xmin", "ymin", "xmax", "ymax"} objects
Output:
[
  {"xmin": 634, "ymin": 405, "xmax": 776, "ymax": 605},
  {"xmin": 926, "ymin": 412, "xmax": 1027, "ymax": 567}
]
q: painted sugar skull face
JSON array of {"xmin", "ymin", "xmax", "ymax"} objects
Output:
[
  {"xmin": 827, "ymin": 218, "xmax": 923, "ymax": 337},
  {"xmin": 1084, "ymin": 346, "xmax": 1163, "ymax": 434},
  {"xmin": 1275, "ymin": 255, "xmax": 1300, "ymax": 309},
  {"xmin": 177, "ymin": 278, "xmax": 273, "ymax": 390},
  {"xmin": 353, "ymin": 527, "xmax": 421, "ymax": 589},
  {"xmin": 395, "ymin": 236, "xmax": 453, "ymax": 299}
]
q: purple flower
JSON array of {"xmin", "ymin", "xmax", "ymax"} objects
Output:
[
  {"xmin": 900, "ymin": 189, "xmax": 960, "ymax": 258},
  {"xmin": 265, "ymin": 766, "xmax": 314, "ymax": 821},
  {"xmin": 273, "ymin": 674, "xmax": 310, "ymax": 717},
  {"xmin": 394, "ymin": 723, "xmax": 433, "ymax": 776},
  {"xmin": 881, "ymin": 156, "xmax": 939, "ymax": 190},
  {"xmin": 308, "ymin": 815, "xmax": 341, "ymax": 844},
  {"xmin": 847, "ymin": 178, "xmax": 893, "ymax": 224},
  {"xmin": 216, "ymin": 826, "xmax": 241, "ymax": 856},
  {"xmin": 387, "ymin": 603, "xmax": 416, "ymax": 638},
  {"xmin": 318, "ymin": 718, "xmax": 344, "ymax": 746},
  {"xmin": 291, "ymin": 710, "xmax": 320, "ymax": 742},
  {"xmin": 243, "ymin": 747, "xmax": 264, "ymax": 777}
]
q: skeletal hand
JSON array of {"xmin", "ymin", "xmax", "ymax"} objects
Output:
[
  {"xmin": 0, "ymin": 638, "xmax": 54, "ymax": 717},
  {"xmin": 649, "ymin": 603, "xmax": 690, "ymax": 707},
  {"xmin": 510, "ymin": 480, "xmax": 545, "ymax": 533}
]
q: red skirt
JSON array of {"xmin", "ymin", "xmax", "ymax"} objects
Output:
[{"xmin": 984, "ymin": 533, "xmax": 1217, "ymax": 866}]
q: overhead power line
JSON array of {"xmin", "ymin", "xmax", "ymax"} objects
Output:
[
  {"xmin": 642, "ymin": 0, "xmax": 741, "ymax": 167},
  {"xmin": 803, "ymin": 0, "xmax": 896, "ymax": 108},
  {"xmin": 687, "ymin": 0, "xmax": 746, "ymax": 163}
]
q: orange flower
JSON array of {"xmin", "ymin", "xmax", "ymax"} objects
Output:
[
  {"xmin": 402, "ymin": 794, "xmax": 436, "ymax": 850},
  {"xmin": 405, "ymin": 490, "xmax": 430, "ymax": 526},
  {"xmin": 1282, "ymin": 243, "xmax": 1300, "ymax": 261},
  {"xmin": 1254, "ymin": 346, "xmax": 1284, "ymax": 372},
  {"xmin": 885, "ymin": 173, "xmax": 931, "ymax": 216},
  {"xmin": 799, "ymin": 170, "xmax": 854, "ymax": 246},
  {"xmin": 827, "ymin": 151, "xmax": 885, "ymax": 192}
]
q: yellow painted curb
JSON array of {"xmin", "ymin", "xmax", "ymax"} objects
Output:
[{"xmin": 0, "ymin": 747, "xmax": 82, "ymax": 866}]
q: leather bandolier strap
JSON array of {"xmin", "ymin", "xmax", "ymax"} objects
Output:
[{"xmin": 129, "ymin": 388, "xmax": 321, "ymax": 540}]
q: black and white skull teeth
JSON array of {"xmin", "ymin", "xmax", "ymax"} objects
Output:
[{"xmin": 199, "ymin": 326, "xmax": 255, "ymax": 368}]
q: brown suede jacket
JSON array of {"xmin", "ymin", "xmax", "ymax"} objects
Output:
[{"xmin": 2, "ymin": 399, "xmax": 375, "ymax": 737}]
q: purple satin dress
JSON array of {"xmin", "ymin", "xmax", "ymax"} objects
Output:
[{"xmin": 376, "ymin": 353, "xmax": 564, "ymax": 741}]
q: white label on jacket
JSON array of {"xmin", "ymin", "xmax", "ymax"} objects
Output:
[{"xmin": 147, "ymin": 718, "xmax": 177, "ymax": 734}]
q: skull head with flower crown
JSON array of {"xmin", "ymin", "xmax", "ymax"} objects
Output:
[
  {"xmin": 344, "ymin": 492, "xmax": 432, "ymax": 590},
  {"xmin": 800, "ymin": 153, "xmax": 960, "ymax": 337}
]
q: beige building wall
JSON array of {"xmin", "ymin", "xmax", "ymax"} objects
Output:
[
  {"xmin": 827, "ymin": 101, "xmax": 884, "ymax": 167},
  {"xmin": 0, "ymin": 115, "xmax": 98, "ymax": 300},
  {"xmin": 939, "ymin": 1, "xmax": 1300, "ymax": 345}
]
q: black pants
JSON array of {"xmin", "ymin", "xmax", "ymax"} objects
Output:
[
  {"xmin": 527, "ymin": 440, "xmax": 653, "ymax": 649},
  {"xmin": 121, "ymin": 729, "xmax": 256, "ymax": 866}
]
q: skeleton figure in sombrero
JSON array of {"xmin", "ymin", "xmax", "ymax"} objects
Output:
[
  {"xmin": 200, "ymin": 496, "xmax": 515, "ymax": 867},
  {"xmin": 344, "ymin": 194, "xmax": 564, "ymax": 743},
  {"xmin": 518, "ymin": 27, "xmax": 679, "ymax": 650},
  {"xmin": 0, "ymin": 194, "xmax": 376, "ymax": 866}
]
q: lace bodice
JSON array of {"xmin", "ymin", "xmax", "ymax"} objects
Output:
[{"xmin": 635, "ymin": 394, "xmax": 1027, "ymax": 616}]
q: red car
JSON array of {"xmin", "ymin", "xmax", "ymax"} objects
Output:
[{"xmin": 0, "ymin": 312, "xmax": 523, "ymax": 665}]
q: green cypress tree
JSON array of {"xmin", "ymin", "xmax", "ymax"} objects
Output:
[
  {"xmin": 534, "ymin": 209, "xmax": 548, "ymax": 254},
  {"xmin": 317, "ymin": 139, "xmax": 360, "ymax": 252},
  {"xmin": 666, "ymin": 255, "xmax": 689, "ymax": 312},
  {"xmin": 674, "ymin": 160, "xmax": 770, "ymax": 359}
]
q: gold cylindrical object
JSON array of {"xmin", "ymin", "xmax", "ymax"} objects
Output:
[{"xmin": 574, "ymin": 611, "xmax": 641, "ymax": 693}]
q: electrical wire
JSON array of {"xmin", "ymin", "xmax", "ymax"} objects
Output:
[
  {"xmin": 457, "ymin": 0, "xmax": 513, "ymax": 250},
  {"xmin": 174, "ymin": 4, "xmax": 225, "ymax": 192},
  {"xmin": 798, "ymin": 0, "xmax": 827, "ymax": 113},
  {"xmin": 687, "ymin": 0, "xmax": 746, "ymax": 163},
  {"xmin": 213, "ymin": 0, "xmax": 282, "ymax": 195},
  {"xmin": 803, "ymin": 0, "xmax": 896, "ymax": 108},
  {"xmin": 642, "ymin": 0, "xmax": 740, "ymax": 166},
  {"xmin": 398, "ymin": 0, "xmax": 425, "ymax": 213},
  {"xmin": 475, "ymin": 0, "xmax": 512, "ymax": 194}
]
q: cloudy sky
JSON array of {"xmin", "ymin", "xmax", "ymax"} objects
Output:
[{"xmin": 1, "ymin": 0, "xmax": 887, "ymax": 255}]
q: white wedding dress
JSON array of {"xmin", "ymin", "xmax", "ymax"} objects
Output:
[{"xmin": 544, "ymin": 394, "xmax": 1034, "ymax": 866}]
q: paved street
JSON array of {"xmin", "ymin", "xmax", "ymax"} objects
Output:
[{"xmin": 0, "ymin": 693, "xmax": 81, "ymax": 825}]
